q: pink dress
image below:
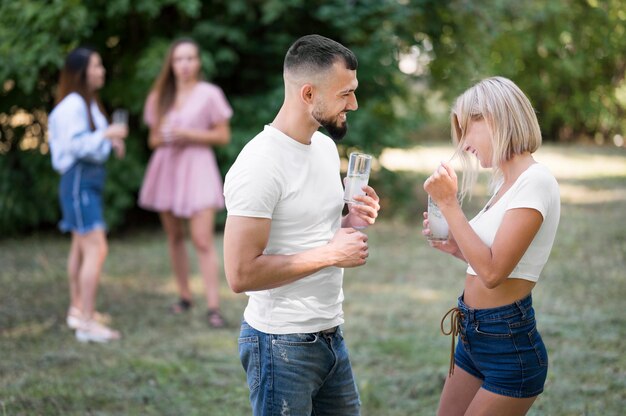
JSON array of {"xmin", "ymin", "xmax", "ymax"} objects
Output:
[{"xmin": 139, "ymin": 82, "xmax": 233, "ymax": 218}]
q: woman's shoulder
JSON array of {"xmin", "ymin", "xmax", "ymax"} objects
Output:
[
  {"xmin": 193, "ymin": 82, "xmax": 231, "ymax": 117},
  {"xmin": 54, "ymin": 92, "xmax": 85, "ymax": 110},
  {"xmin": 50, "ymin": 93, "xmax": 86, "ymax": 119},
  {"xmin": 144, "ymin": 90, "xmax": 158, "ymax": 106},
  {"xmin": 527, "ymin": 163, "xmax": 557, "ymax": 181},
  {"xmin": 519, "ymin": 163, "xmax": 559, "ymax": 191}
]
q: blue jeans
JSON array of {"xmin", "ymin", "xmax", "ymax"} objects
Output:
[
  {"xmin": 238, "ymin": 320, "xmax": 361, "ymax": 415},
  {"xmin": 454, "ymin": 294, "xmax": 548, "ymax": 398}
]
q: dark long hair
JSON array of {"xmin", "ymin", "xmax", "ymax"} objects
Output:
[
  {"xmin": 55, "ymin": 47, "xmax": 105, "ymax": 131},
  {"xmin": 149, "ymin": 38, "xmax": 202, "ymax": 127}
]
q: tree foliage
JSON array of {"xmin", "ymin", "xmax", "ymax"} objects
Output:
[
  {"xmin": 1, "ymin": 0, "xmax": 624, "ymax": 235},
  {"xmin": 427, "ymin": 0, "xmax": 626, "ymax": 141},
  {"xmin": 0, "ymin": 0, "xmax": 434, "ymax": 234}
]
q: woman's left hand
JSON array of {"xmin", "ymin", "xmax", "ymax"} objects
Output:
[
  {"xmin": 344, "ymin": 185, "xmax": 381, "ymax": 229},
  {"xmin": 423, "ymin": 162, "xmax": 458, "ymax": 207}
]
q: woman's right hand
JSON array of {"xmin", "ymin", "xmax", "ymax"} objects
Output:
[
  {"xmin": 147, "ymin": 121, "xmax": 175, "ymax": 149},
  {"xmin": 105, "ymin": 124, "xmax": 128, "ymax": 141},
  {"xmin": 110, "ymin": 137, "xmax": 126, "ymax": 159},
  {"xmin": 423, "ymin": 162, "xmax": 458, "ymax": 208}
]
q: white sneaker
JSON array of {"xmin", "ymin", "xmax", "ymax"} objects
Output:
[
  {"xmin": 76, "ymin": 319, "xmax": 121, "ymax": 343},
  {"xmin": 66, "ymin": 307, "xmax": 82, "ymax": 330}
]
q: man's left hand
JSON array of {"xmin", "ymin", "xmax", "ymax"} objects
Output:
[{"xmin": 344, "ymin": 185, "xmax": 380, "ymax": 229}]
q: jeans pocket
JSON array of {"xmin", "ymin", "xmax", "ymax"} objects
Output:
[
  {"xmin": 337, "ymin": 326, "xmax": 345, "ymax": 341},
  {"xmin": 528, "ymin": 327, "xmax": 549, "ymax": 367},
  {"xmin": 272, "ymin": 333, "xmax": 318, "ymax": 346},
  {"xmin": 238, "ymin": 336, "xmax": 260, "ymax": 391},
  {"xmin": 474, "ymin": 320, "xmax": 512, "ymax": 338}
]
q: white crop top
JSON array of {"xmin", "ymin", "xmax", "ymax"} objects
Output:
[{"xmin": 466, "ymin": 163, "xmax": 560, "ymax": 282}]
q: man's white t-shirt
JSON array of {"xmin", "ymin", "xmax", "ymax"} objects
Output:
[
  {"xmin": 224, "ymin": 125, "xmax": 345, "ymax": 334},
  {"xmin": 467, "ymin": 163, "xmax": 560, "ymax": 282}
]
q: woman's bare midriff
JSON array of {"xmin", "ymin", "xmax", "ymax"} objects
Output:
[{"xmin": 462, "ymin": 274, "xmax": 536, "ymax": 309}]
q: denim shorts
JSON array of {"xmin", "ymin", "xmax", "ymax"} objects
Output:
[
  {"xmin": 58, "ymin": 161, "xmax": 107, "ymax": 234},
  {"xmin": 453, "ymin": 294, "xmax": 548, "ymax": 398},
  {"xmin": 238, "ymin": 320, "xmax": 360, "ymax": 416}
]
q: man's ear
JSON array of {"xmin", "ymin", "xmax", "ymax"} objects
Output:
[{"xmin": 300, "ymin": 83, "xmax": 315, "ymax": 105}]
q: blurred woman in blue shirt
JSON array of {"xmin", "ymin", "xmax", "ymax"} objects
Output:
[{"xmin": 48, "ymin": 47, "xmax": 127, "ymax": 343}]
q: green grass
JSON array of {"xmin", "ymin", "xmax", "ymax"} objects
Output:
[{"xmin": 1, "ymin": 145, "xmax": 625, "ymax": 415}]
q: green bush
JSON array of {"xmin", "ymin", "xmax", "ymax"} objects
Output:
[
  {"xmin": 0, "ymin": 146, "xmax": 59, "ymax": 233},
  {"xmin": 0, "ymin": 0, "xmax": 428, "ymax": 236}
]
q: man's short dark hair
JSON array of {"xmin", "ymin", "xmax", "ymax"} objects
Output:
[{"xmin": 284, "ymin": 34, "xmax": 358, "ymax": 74}]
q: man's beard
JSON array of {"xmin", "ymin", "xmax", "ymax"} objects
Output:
[{"xmin": 313, "ymin": 107, "xmax": 348, "ymax": 142}]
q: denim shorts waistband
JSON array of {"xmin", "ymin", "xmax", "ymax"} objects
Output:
[{"xmin": 457, "ymin": 293, "xmax": 533, "ymax": 322}]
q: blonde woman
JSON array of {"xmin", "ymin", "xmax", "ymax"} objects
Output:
[{"xmin": 423, "ymin": 77, "xmax": 560, "ymax": 415}]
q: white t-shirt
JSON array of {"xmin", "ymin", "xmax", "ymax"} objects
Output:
[
  {"xmin": 224, "ymin": 125, "xmax": 345, "ymax": 334},
  {"xmin": 467, "ymin": 163, "xmax": 560, "ymax": 282}
]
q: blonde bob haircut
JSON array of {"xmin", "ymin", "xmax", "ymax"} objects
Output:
[{"xmin": 451, "ymin": 76, "xmax": 542, "ymax": 200}]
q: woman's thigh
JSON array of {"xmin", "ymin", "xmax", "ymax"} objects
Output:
[
  {"xmin": 437, "ymin": 366, "xmax": 483, "ymax": 416},
  {"xmin": 189, "ymin": 209, "xmax": 215, "ymax": 249},
  {"xmin": 465, "ymin": 388, "xmax": 537, "ymax": 416},
  {"xmin": 159, "ymin": 212, "xmax": 185, "ymax": 240}
]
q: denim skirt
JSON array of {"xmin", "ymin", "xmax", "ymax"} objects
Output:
[
  {"xmin": 58, "ymin": 161, "xmax": 107, "ymax": 234},
  {"xmin": 453, "ymin": 294, "xmax": 548, "ymax": 398}
]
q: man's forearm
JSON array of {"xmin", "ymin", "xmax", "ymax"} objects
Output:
[{"xmin": 225, "ymin": 245, "xmax": 335, "ymax": 293}]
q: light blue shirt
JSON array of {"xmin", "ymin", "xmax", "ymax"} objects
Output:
[{"xmin": 48, "ymin": 92, "xmax": 111, "ymax": 174}]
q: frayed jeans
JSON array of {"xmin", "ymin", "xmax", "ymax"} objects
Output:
[{"xmin": 238, "ymin": 320, "xmax": 361, "ymax": 415}]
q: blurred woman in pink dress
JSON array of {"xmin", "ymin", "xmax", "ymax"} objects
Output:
[{"xmin": 139, "ymin": 38, "xmax": 233, "ymax": 328}]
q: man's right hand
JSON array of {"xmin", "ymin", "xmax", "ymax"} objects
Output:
[{"xmin": 327, "ymin": 228, "xmax": 368, "ymax": 268}]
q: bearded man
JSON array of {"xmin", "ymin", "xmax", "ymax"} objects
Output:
[{"xmin": 223, "ymin": 34, "xmax": 381, "ymax": 415}]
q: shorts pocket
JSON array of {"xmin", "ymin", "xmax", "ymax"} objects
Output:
[
  {"xmin": 238, "ymin": 336, "xmax": 260, "ymax": 391},
  {"xmin": 509, "ymin": 316, "xmax": 536, "ymax": 329},
  {"xmin": 474, "ymin": 320, "xmax": 512, "ymax": 338},
  {"xmin": 528, "ymin": 327, "xmax": 548, "ymax": 367}
]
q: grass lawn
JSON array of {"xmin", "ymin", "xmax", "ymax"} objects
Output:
[{"xmin": 1, "ymin": 144, "xmax": 625, "ymax": 415}]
